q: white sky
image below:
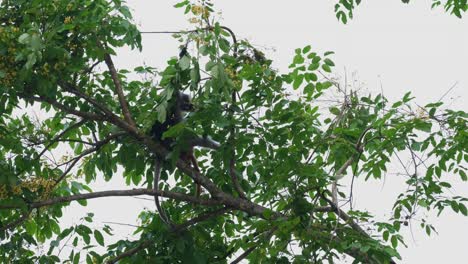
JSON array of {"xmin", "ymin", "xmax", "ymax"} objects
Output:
[{"xmin": 61, "ymin": 1, "xmax": 467, "ymax": 263}]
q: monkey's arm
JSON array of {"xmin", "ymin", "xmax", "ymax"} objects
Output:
[{"xmin": 188, "ymin": 136, "xmax": 221, "ymax": 150}]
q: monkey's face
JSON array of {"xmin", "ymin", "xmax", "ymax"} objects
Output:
[{"xmin": 179, "ymin": 93, "xmax": 194, "ymax": 112}]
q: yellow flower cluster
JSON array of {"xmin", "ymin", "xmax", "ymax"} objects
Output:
[
  {"xmin": 0, "ymin": 55, "xmax": 17, "ymax": 86},
  {"xmin": 225, "ymin": 67, "xmax": 236, "ymax": 79},
  {"xmin": 191, "ymin": 5, "xmax": 210, "ymax": 19},
  {"xmin": 0, "ymin": 26, "xmax": 21, "ymax": 86},
  {"xmin": 0, "ymin": 177, "xmax": 56, "ymax": 199},
  {"xmin": 233, "ymin": 79, "xmax": 242, "ymax": 88},
  {"xmin": 64, "ymin": 16, "xmax": 72, "ymax": 24},
  {"xmin": 225, "ymin": 67, "xmax": 242, "ymax": 88}
]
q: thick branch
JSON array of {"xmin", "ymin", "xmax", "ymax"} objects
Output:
[
  {"xmin": 106, "ymin": 241, "xmax": 151, "ymax": 264},
  {"xmin": 103, "ymin": 53, "xmax": 137, "ymax": 128},
  {"xmin": 322, "ymin": 195, "xmax": 369, "ymax": 238},
  {"xmin": 0, "ymin": 189, "xmax": 221, "ymax": 210}
]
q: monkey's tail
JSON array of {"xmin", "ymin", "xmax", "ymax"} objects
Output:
[{"xmin": 153, "ymin": 158, "xmax": 173, "ymax": 227}]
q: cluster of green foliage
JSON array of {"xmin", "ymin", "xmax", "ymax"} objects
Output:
[
  {"xmin": 335, "ymin": 0, "xmax": 467, "ymax": 23},
  {"xmin": 0, "ymin": 0, "xmax": 466, "ymax": 263}
]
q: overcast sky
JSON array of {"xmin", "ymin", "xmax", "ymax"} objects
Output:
[{"xmin": 62, "ymin": 1, "xmax": 467, "ymax": 263}]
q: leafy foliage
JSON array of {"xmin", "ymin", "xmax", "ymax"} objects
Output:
[
  {"xmin": 0, "ymin": 0, "xmax": 466, "ymax": 263},
  {"xmin": 335, "ymin": 0, "xmax": 467, "ymax": 23}
]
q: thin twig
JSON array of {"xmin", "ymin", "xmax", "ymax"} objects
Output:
[
  {"xmin": 102, "ymin": 221, "xmax": 141, "ymax": 228},
  {"xmin": 36, "ymin": 119, "xmax": 86, "ymax": 160},
  {"xmin": 230, "ymin": 228, "xmax": 276, "ymax": 264},
  {"xmin": 437, "ymin": 81, "xmax": 458, "ymax": 102},
  {"xmin": 53, "ymin": 132, "xmax": 126, "ymax": 186},
  {"xmin": 22, "ymin": 95, "xmax": 106, "ymax": 122},
  {"xmin": 173, "ymin": 207, "xmax": 229, "ymax": 232}
]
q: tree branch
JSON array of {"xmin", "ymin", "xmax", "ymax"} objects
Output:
[
  {"xmin": 0, "ymin": 210, "xmax": 31, "ymax": 232},
  {"xmin": 173, "ymin": 207, "xmax": 230, "ymax": 232},
  {"xmin": 103, "ymin": 53, "xmax": 137, "ymax": 128},
  {"xmin": 226, "ymin": 31, "xmax": 246, "ymax": 199},
  {"xmin": 21, "ymin": 95, "xmax": 106, "ymax": 122},
  {"xmin": 106, "ymin": 207, "xmax": 229, "ymax": 263},
  {"xmin": 322, "ymin": 195, "xmax": 369, "ymax": 238},
  {"xmin": 36, "ymin": 119, "xmax": 87, "ymax": 160},
  {"xmin": 106, "ymin": 240, "xmax": 151, "ymax": 264},
  {"xmin": 59, "ymin": 82, "xmax": 120, "ymax": 120},
  {"xmin": 53, "ymin": 132, "xmax": 126, "ymax": 186},
  {"xmin": 0, "ymin": 189, "xmax": 222, "ymax": 210},
  {"xmin": 230, "ymin": 228, "xmax": 276, "ymax": 264}
]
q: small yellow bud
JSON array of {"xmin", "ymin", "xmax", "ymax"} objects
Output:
[
  {"xmin": 188, "ymin": 17, "xmax": 200, "ymax": 24},
  {"xmin": 64, "ymin": 17, "xmax": 72, "ymax": 24}
]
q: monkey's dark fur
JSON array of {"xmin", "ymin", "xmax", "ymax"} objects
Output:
[
  {"xmin": 151, "ymin": 90, "xmax": 199, "ymax": 227},
  {"xmin": 150, "ymin": 89, "xmax": 220, "ymax": 227},
  {"xmin": 151, "ymin": 91, "xmax": 194, "ymax": 148}
]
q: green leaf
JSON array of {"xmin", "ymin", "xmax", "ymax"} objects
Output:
[
  {"xmin": 179, "ymin": 55, "xmax": 191, "ymax": 70},
  {"xmin": 218, "ymin": 38, "xmax": 230, "ymax": 53},
  {"xmin": 262, "ymin": 208, "xmax": 273, "ymax": 219},
  {"xmin": 308, "ymin": 63, "xmax": 320, "ymax": 71},
  {"xmin": 425, "ymin": 225, "xmax": 431, "ymax": 236},
  {"xmin": 391, "ymin": 235, "xmax": 398, "ymax": 248},
  {"xmin": 18, "ymin": 33, "xmax": 29, "ymax": 44},
  {"xmin": 324, "ymin": 58, "xmax": 335, "ymax": 66},
  {"xmin": 329, "ymin": 106, "xmax": 341, "ymax": 115},
  {"xmin": 450, "ymin": 201, "xmax": 459, "ymax": 213},
  {"xmin": 293, "ymin": 54, "xmax": 305, "ymax": 64},
  {"xmin": 293, "ymin": 74, "xmax": 304, "ymax": 89},
  {"xmin": 459, "ymin": 203, "xmax": 467, "ymax": 216},
  {"xmin": 383, "ymin": 230, "xmax": 389, "ymax": 241},
  {"xmin": 94, "ymin": 230, "xmax": 105, "ymax": 246},
  {"xmin": 402, "ymin": 91, "xmax": 414, "ymax": 102},
  {"xmin": 174, "ymin": 0, "xmax": 189, "ymax": 8},
  {"xmin": 312, "ymin": 56, "xmax": 321, "ymax": 64},
  {"xmin": 322, "ymin": 64, "xmax": 331, "ymax": 73},
  {"xmin": 459, "ymin": 170, "xmax": 467, "ymax": 181}
]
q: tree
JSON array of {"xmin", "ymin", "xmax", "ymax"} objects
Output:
[{"xmin": 0, "ymin": 0, "xmax": 466, "ymax": 263}]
